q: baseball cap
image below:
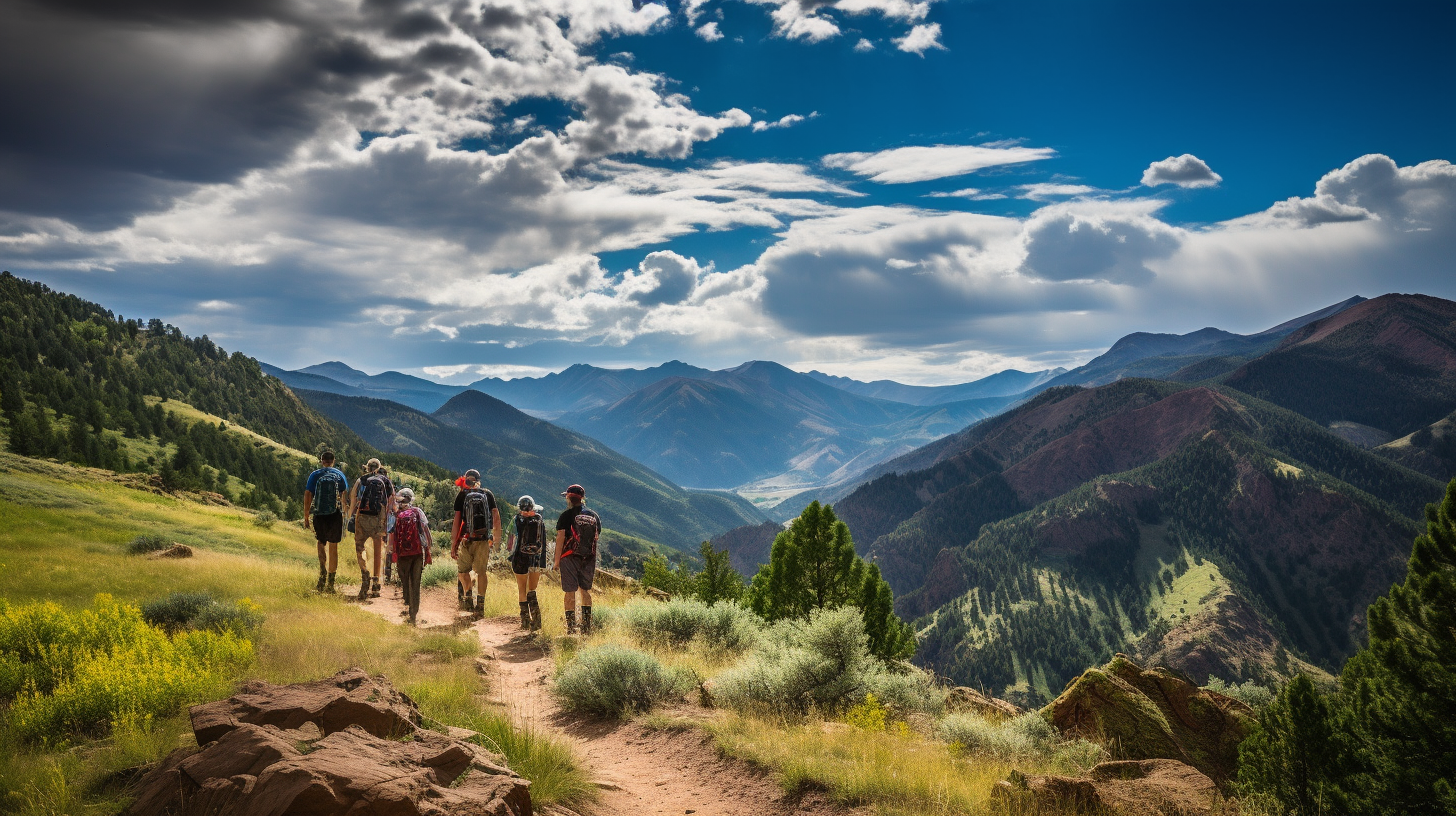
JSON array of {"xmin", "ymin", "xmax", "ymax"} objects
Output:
[
  {"xmin": 396, "ymin": 487, "xmax": 414, "ymax": 504},
  {"xmin": 560, "ymin": 484, "xmax": 585, "ymax": 498}
]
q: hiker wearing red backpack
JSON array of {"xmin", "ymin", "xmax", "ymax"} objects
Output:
[
  {"xmin": 505, "ymin": 495, "xmax": 549, "ymax": 631},
  {"xmin": 554, "ymin": 484, "xmax": 601, "ymax": 635},
  {"xmin": 451, "ymin": 469, "xmax": 501, "ymax": 618},
  {"xmin": 388, "ymin": 487, "xmax": 433, "ymax": 626},
  {"xmin": 349, "ymin": 458, "xmax": 395, "ymax": 602}
]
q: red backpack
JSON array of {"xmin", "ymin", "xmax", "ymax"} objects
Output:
[{"xmin": 393, "ymin": 508, "xmax": 429, "ymax": 560}]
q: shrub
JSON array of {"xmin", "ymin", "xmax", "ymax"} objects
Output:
[
  {"xmin": 125, "ymin": 534, "xmax": 170, "ymax": 555},
  {"xmin": 603, "ymin": 599, "xmax": 762, "ymax": 651},
  {"xmin": 553, "ymin": 644, "xmax": 689, "ymax": 718},
  {"xmin": 0, "ymin": 595, "xmax": 253, "ymax": 743},
  {"xmin": 252, "ymin": 510, "xmax": 277, "ymax": 529},
  {"xmin": 422, "ymin": 558, "xmax": 458, "ymax": 589},
  {"xmin": 713, "ymin": 607, "xmax": 944, "ymax": 718},
  {"xmin": 192, "ymin": 599, "xmax": 264, "ymax": 637},
  {"xmin": 937, "ymin": 711, "xmax": 1103, "ymax": 771},
  {"xmin": 1205, "ymin": 676, "xmax": 1275, "ymax": 709},
  {"xmin": 141, "ymin": 592, "xmax": 263, "ymax": 636}
]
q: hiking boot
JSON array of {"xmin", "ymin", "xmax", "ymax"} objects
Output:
[
  {"xmin": 565, "ymin": 610, "xmax": 578, "ymax": 635},
  {"xmin": 325, "ymin": 573, "xmax": 336, "ymax": 594},
  {"xmin": 473, "ymin": 595, "xmax": 485, "ymax": 618},
  {"xmin": 457, "ymin": 579, "xmax": 464, "ymax": 602},
  {"xmin": 519, "ymin": 602, "xmax": 531, "ymax": 629},
  {"xmin": 527, "ymin": 593, "xmax": 542, "ymax": 631},
  {"xmin": 581, "ymin": 606, "xmax": 593, "ymax": 636},
  {"xmin": 316, "ymin": 571, "xmax": 327, "ymax": 593},
  {"xmin": 370, "ymin": 578, "xmax": 381, "ymax": 598},
  {"xmin": 356, "ymin": 571, "xmax": 371, "ymax": 602}
]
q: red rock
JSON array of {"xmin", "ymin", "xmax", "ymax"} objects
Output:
[{"xmin": 189, "ymin": 667, "xmax": 420, "ymax": 744}]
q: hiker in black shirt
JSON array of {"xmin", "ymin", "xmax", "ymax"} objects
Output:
[
  {"xmin": 451, "ymin": 469, "xmax": 500, "ymax": 617},
  {"xmin": 554, "ymin": 484, "xmax": 601, "ymax": 635}
]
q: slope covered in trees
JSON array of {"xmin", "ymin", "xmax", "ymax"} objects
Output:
[{"xmin": 0, "ymin": 273, "xmax": 444, "ymax": 515}]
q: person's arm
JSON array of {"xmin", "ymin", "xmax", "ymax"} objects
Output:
[
  {"xmin": 303, "ymin": 491, "xmax": 314, "ymax": 528},
  {"xmin": 554, "ymin": 529, "xmax": 566, "ymax": 570},
  {"xmin": 491, "ymin": 506, "xmax": 503, "ymax": 552},
  {"xmin": 451, "ymin": 511, "xmax": 463, "ymax": 557}
]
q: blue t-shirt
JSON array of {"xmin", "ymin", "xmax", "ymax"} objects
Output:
[{"xmin": 305, "ymin": 467, "xmax": 349, "ymax": 495}]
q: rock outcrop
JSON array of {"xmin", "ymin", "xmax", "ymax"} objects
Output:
[
  {"xmin": 945, "ymin": 686, "xmax": 1022, "ymax": 719},
  {"xmin": 124, "ymin": 668, "xmax": 531, "ymax": 816},
  {"xmin": 1045, "ymin": 655, "xmax": 1252, "ymax": 784},
  {"xmin": 991, "ymin": 758, "xmax": 1221, "ymax": 816}
]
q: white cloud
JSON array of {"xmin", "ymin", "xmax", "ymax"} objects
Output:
[
  {"xmin": 752, "ymin": 113, "xmax": 814, "ymax": 132},
  {"xmin": 1141, "ymin": 154, "xmax": 1222, "ymax": 188},
  {"xmin": 744, "ymin": 0, "xmax": 934, "ymax": 43},
  {"xmin": 853, "ymin": 38, "xmax": 875, "ymax": 52},
  {"xmin": 196, "ymin": 299, "xmax": 234, "ymax": 311},
  {"xmin": 822, "ymin": 143, "xmax": 1056, "ymax": 183},
  {"xmin": 696, "ymin": 21, "xmax": 724, "ymax": 41},
  {"xmin": 1020, "ymin": 199, "xmax": 1182, "ymax": 286},
  {"xmin": 1229, "ymin": 154, "xmax": 1456, "ymax": 230},
  {"xmin": 1016, "ymin": 183, "xmax": 1098, "ymax": 201},
  {"xmin": 894, "ymin": 22, "xmax": 944, "ymax": 54}
]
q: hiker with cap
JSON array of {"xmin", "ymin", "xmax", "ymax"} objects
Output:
[
  {"xmin": 451, "ymin": 469, "xmax": 501, "ymax": 617},
  {"xmin": 348, "ymin": 457, "xmax": 395, "ymax": 602},
  {"xmin": 554, "ymin": 484, "xmax": 601, "ymax": 635},
  {"xmin": 388, "ymin": 487, "xmax": 433, "ymax": 626},
  {"xmin": 379, "ymin": 465, "xmax": 397, "ymax": 587},
  {"xmin": 504, "ymin": 495, "xmax": 549, "ymax": 631},
  {"xmin": 302, "ymin": 450, "xmax": 349, "ymax": 593}
]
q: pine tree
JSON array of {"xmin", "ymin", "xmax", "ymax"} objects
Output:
[
  {"xmin": 694, "ymin": 540, "xmax": 745, "ymax": 605},
  {"xmin": 746, "ymin": 502, "xmax": 915, "ymax": 661}
]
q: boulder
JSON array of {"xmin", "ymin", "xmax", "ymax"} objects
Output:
[
  {"xmin": 125, "ymin": 671, "xmax": 532, "ymax": 816},
  {"xmin": 991, "ymin": 758, "xmax": 1221, "ymax": 816},
  {"xmin": 1044, "ymin": 655, "xmax": 1252, "ymax": 784},
  {"xmin": 147, "ymin": 543, "xmax": 193, "ymax": 559},
  {"xmin": 189, "ymin": 667, "xmax": 420, "ymax": 744},
  {"xmin": 946, "ymin": 686, "xmax": 1022, "ymax": 719}
]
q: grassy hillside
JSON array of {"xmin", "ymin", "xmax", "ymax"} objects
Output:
[
  {"xmin": 0, "ymin": 452, "xmax": 591, "ymax": 813},
  {"xmin": 295, "ymin": 389, "xmax": 764, "ymax": 552}
]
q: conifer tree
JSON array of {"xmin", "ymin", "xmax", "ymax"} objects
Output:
[
  {"xmin": 694, "ymin": 540, "xmax": 745, "ymax": 605},
  {"xmin": 746, "ymin": 501, "xmax": 915, "ymax": 660}
]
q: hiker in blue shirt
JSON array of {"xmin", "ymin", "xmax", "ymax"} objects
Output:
[{"xmin": 303, "ymin": 450, "xmax": 349, "ymax": 593}]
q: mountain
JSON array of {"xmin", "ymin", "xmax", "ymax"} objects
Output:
[
  {"xmin": 468, "ymin": 361, "xmax": 714, "ymax": 418},
  {"xmin": 829, "ymin": 373, "xmax": 1447, "ymax": 703},
  {"xmin": 262, "ymin": 362, "xmax": 466, "ymax": 413},
  {"xmin": 1040, "ymin": 296, "xmax": 1368, "ymax": 390},
  {"xmin": 1222, "ymin": 293, "xmax": 1456, "ymax": 438},
  {"xmin": 708, "ymin": 521, "xmax": 785, "ymax": 578},
  {"xmin": 555, "ymin": 361, "xmax": 1016, "ymax": 491},
  {"xmin": 293, "ymin": 388, "xmax": 764, "ymax": 550},
  {"xmin": 803, "ymin": 367, "xmax": 1066, "ymax": 406}
]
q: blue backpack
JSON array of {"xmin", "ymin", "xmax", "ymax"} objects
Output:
[{"xmin": 312, "ymin": 469, "xmax": 345, "ymax": 516}]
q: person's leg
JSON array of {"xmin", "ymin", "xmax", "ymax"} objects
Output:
[
  {"xmin": 456, "ymin": 538, "xmax": 476, "ymax": 607},
  {"xmin": 405, "ymin": 556, "xmax": 423, "ymax": 624},
  {"xmin": 326, "ymin": 539, "xmax": 339, "ymax": 592},
  {"xmin": 315, "ymin": 537, "xmax": 328, "ymax": 591},
  {"xmin": 515, "ymin": 570, "xmax": 530, "ymax": 628},
  {"xmin": 579, "ymin": 560, "xmax": 596, "ymax": 635},
  {"xmin": 560, "ymin": 557, "xmax": 579, "ymax": 633}
]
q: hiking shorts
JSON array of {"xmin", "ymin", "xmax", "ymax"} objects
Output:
[
  {"xmin": 313, "ymin": 511, "xmax": 343, "ymax": 544},
  {"xmin": 354, "ymin": 512, "xmax": 385, "ymax": 546},
  {"xmin": 511, "ymin": 548, "xmax": 546, "ymax": 576},
  {"xmin": 456, "ymin": 538, "xmax": 490, "ymax": 574},
  {"xmin": 559, "ymin": 554, "xmax": 596, "ymax": 593}
]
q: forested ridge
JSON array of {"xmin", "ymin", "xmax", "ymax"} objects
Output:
[{"xmin": 0, "ymin": 272, "xmax": 449, "ymax": 515}]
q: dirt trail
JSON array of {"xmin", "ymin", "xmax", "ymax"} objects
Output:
[{"xmin": 360, "ymin": 584, "xmax": 854, "ymax": 816}]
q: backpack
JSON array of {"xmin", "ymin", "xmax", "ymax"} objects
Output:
[
  {"xmin": 394, "ymin": 507, "xmax": 426, "ymax": 559},
  {"xmin": 358, "ymin": 473, "xmax": 388, "ymax": 515},
  {"xmin": 462, "ymin": 489, "xmax": 493, "ymax": 541},
  {"xmin": 312, "ymin": 468, "xmax": 345, "ymax": 516},
  {"xmin": 516, "ymin": 514, "xmax": 545, "ymax": 557},
  {"xmin": 568, "ymin": 510, "xmax": 600, "ymax": 559}
]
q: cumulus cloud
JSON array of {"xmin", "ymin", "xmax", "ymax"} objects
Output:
[
  {"xmin": 853, "ymin": 38, "xmax": 875, "ymax": 51},
  {"xmin": 743, "ymin": 0, "xmax": 932, "ymax": 43},
  {"xmin": 752, "ymin": 112, "xmax": 815, "ymax": 132},
  {"xmin": 620, "ymin": 250, "xmax": 707, "ymax": 304},
  {"xmin": 1020, "ymin": 200, "xmax": 1182, "ymax": 286},
  {"xmin": 1141, "ymin": 154, "xmax": 1222, "ymax": 188},
  {"xmin": 823, "ymin": 143, "xmax": 1056, "ymax": 183},
  {"xmin": 1230, "ymin": 154, "xmax": 1456, "ymax": 230},
  {"xmin": 696, "ymin": 21, "xmax": 723, "ymax": 40},
  {"xmin": 894, "ymin": 23, "xmax": 944, "ymax": 54},
  {"xmin": 1016, "ymin": 183, "xmax": 1098, "ymax": 201}
]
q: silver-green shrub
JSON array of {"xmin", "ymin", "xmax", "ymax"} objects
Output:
[{"xmin": 553, "ymin": 644, "xmax": 690, "ymax": 718}]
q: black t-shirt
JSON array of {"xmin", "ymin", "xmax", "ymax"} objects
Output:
[
  {"xmin": 556, "ymin": 506, "xmax": 601, "ymax": 558},
  {"xmin": 355, "ymin": 473, "xmax": 394, "ymax": 515},
  {"xmin": 454, "ymin": 487, "xmax": 497, "ymax": 527}
]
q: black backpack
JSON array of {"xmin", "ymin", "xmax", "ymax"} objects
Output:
[
  {"xmin": 569, "ymin": 510, "xmax": 600, "ymax": 559},
  {"xmin": 358, "ymin": 473, "xmax": 388, "ymax": 515},
  {"xmin": 516, "ymin": 514, "xmax": 545, "ymax": 556},
  {"xmin": 462, "ymin": 489, "xmax": 493, "ymax": 541}
]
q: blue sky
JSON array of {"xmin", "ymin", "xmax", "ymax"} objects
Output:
[{"xmin": 1, "ymin": 0, "xmax": 1452, "ymax": 384}]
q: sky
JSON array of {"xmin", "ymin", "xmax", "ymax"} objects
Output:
[{"xmin": 1, "ymin": 0, "xmax": 1453, "ymax": 385}]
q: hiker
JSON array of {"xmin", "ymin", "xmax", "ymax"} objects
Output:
[
  {"xmin": 450, "ymin": 469, "xmax": 501, "ymax": 617},
  {"xmin": 504, "ymin": 495, "xmax": 549, "ymax": 630},
  {"xmin": 553, "ymin": 484, "xmax": 601, "ymax": 635},
  {"xmin": 302, "ymin": 450, "xmax": 349, "ymax": 593},
  {"xmin": 379, "ymin": 465, "xmax": 396, "ymax": 587},
  {"xmin": 349, "ymin": 457, "xmax": 394, "ymax": 601},
  {"xmin": 389, "ymin": 487, "xmax": 432, "ymax": 626}
]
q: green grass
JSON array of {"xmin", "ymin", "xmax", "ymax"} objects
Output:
[{"xmin": 0, "ymin": 452, "xmax": 589, "ymax": 814}]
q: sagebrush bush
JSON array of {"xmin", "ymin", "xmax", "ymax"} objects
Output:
[
  {"xmin": 251, "ymin": 510, "xmax": 277, "ymax": 529},
  {"xmin": 125, "ymin": 534, "xmax": 170, "ymax": 555},
  {"xmin": 553, "ymin": 644, "xmax": 689, "ymax": 718},
  {"xmin": 601, "ymin": 599, "xmax": 762, "ymax": 651},
  {"xmin": 1205, "ymin": 676, "xmax": 1275, "ymax": 709},
  {"xmin": 141, "ymin": 592, "xmax": 216, "ymax": 631},
  {"xmin": 938, "ymin": 711, "xmax": 1102, "ymax": 770},
  {"xmin": 140, "ymin": 592, "xmax": 263, "ymax": 637},
  {"xmin": 422, "ymin": 558, "xmax": 458, "ymax": 589},
  {"xmin": 712, "ymin": 607, "xmax": 944, "ymax": 717},
  {"xmin": 0, "ymin": 595, "xmax": 254, "ymax": 743}
]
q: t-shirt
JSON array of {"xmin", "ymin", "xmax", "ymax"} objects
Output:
[
  {"xmin": 304, "ymin": 467, "xmax": 349, "ymax": 515},
  {"xmin": 556, "ymin": 506, "xmax": 601, "ymax": 559},
  {"xmin": 453, "ymin": 487, "xmax": 497, "ymax": 536}
]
